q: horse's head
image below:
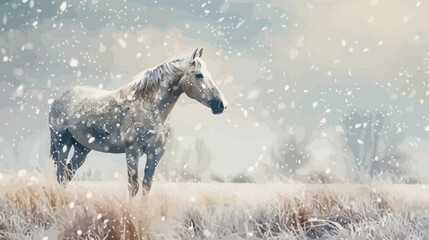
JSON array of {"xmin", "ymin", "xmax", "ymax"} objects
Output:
[{"xmin": 179, "ymin": 48, "xmax": 228, "ymax": 114}]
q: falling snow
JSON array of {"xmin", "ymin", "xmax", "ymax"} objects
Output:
[{"xmin": 0, "ymin": 0, "xmax": 429, "ymax": 237}]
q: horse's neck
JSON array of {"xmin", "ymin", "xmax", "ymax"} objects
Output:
[
  {"xmin": 122, "ymin": 58, "xmax": 188, "ymax": 123},
  {"xmin": 137, "ymin": 77, "xmax": 184, "ymax": 124},
  {"xmin": 154, "ymin": 89, "xmax": 181, "ymax": 124}
]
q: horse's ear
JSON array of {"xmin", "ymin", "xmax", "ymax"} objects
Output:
[
  {"xmin": 190, "ymin": 48, "xmax": 198, "ymax": 61},
  {"xmin": 186, "ymin": 48, "xmax": 198, "ymax": 69},
  {"xmin": 198, "ymin": 48, "xmax": 203, "ymax": 58}
]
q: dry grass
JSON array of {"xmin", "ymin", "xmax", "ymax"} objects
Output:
[{"xmin": 1, "ymin": 174, "xmax": 429, "ymax": 239}]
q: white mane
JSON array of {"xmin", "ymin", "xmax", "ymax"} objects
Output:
[{"xmin": 129, "ymin": 58, "xmax": 186, "ymax": 94}]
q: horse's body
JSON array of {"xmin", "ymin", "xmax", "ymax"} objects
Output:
[{"xmin": 49, "ymin": 49, "xmax": 227, "ymax": 196}]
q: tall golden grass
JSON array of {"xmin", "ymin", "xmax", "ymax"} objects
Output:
[{"xmin": 1, "ymin": 173, "xmax": 428, "ymax": 239}]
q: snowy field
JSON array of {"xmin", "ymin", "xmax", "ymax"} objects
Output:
[{"xmin": 1, "ymin": 175, "xmax": 429, "ymax": 239}]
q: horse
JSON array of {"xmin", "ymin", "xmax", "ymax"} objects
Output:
[{"xmin": 49, "ymin": 48, "xmax": 227, "ymax": 196}]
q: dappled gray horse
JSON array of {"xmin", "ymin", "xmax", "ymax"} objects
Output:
[{"xmin": 49, "ymin": 48, "xmax": 227, "ymax": 196}]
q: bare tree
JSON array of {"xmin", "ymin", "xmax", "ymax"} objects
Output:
[
  {"xmin": 343, "ymin": 111, "xmax": 384, "ymax": 174},
  {"xmin": 172, "ymin": 138, "xmax": 212, "ymax": 182},
  {"xmin": 370, "ymin": 142, "xmax": 410, "ymax": 181},
  {"xmin": 194, "ymin": 139, "xmax": 212, "ymax": 177},
  {"xmin": 342, "ymin": 111, "xmax": 409, "ymax": 182},
  {"xmin": 270, "ymin": 135, "xmax": 310, "ymax": 178}
]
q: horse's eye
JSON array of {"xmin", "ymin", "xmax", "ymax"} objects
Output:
[{"xmin": 195, "ymin": 73, "xmax": 203, "ymax": 79}]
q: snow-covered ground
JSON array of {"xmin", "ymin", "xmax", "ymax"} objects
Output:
[{"xmin": 1, "ymin": 175, "xmax": 428, "ymax": 239}]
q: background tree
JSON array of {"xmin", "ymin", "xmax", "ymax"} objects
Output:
[
  {"xmin": 166, "ymin": 138, "xmax": 212, "ymax": 182},
  {"xmin": 194, "ymin": 139, "xmax": 212, "ymax": 178},
  {"xmin": 229, "ymin": 172, "xmax": 254, "ymax": 183},
  {"xmin": 269, "ymin": 135, "xmax": 310, "ymax": 179},
  {"xmin": 342, "ymin": 110, "xmax": 409, "ymax": 183}
]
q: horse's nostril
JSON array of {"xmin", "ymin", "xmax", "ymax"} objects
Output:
[
  {"xmin": 219, "ymin": 101, "xmax": 224, "ymax": 110},
  {"xmin": 208, "ymin": 100, "xmax": 225, "ymax": 114}
]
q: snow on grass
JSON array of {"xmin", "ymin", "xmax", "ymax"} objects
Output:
[{"xmin": 0, "ymin": 174, "xmax": 428, "ymax": 239}]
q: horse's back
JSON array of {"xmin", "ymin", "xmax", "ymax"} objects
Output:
[
  {"xmin": 62, "ymin": 86, "xmax": 114, "ymax": 106},
  {"xmin": 49, "ymin": 86, "xmax": 122, "ymax": 130},
  {"xmin": 70, "ymin": 85, "xmax": 112, "ymax": 98}
]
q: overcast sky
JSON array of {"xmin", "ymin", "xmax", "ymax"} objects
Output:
[{"xmin": 1, "ymin": 0, "xmax": 428, "ymax": 181}]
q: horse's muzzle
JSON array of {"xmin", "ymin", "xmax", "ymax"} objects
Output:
[{"xmin": 208, "ymin": 99, "xmax": 226, "ymax": 114}]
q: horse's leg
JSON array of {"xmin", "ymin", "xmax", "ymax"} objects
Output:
[
  {"xmin": 50, "ymin": 128, "xmax": 73, "ymax": 184},
  {"xmin": 50, "ymin": 135, "xmax": 59, "ymax": 167},
  {"xmin": 65, "ymin": 138, "xmax": 91, "ymax": 181},
  {"xmin": 142, "ymin": 147, "xmax": 165, "ymax": 194},
  {"xmin": 126, "ymin": 146, "xmax": 141, "ymax": 197}
]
